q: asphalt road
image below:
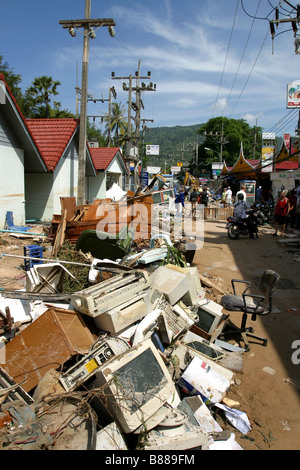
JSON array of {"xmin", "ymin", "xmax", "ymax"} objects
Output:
[{"xmin": 193, "ymin": 218, "xmax": 300, "ymax": 450}]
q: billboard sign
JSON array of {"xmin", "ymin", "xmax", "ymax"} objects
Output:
[
  {"xmin": 146, "ymin": 144, "xmax": 160, "ymax": 155},
  {"xmin": 171, "ymin": 166, "xmax": 181, "ymax": 174},
  {"xmin": 146, "ymin": 166, "xmax": 161, "ymax": 174},
  {"xmin": 261, "ymin": 147, "xmax": 274, "ymax": 172},
  {"xmin": 287, "ymin": 81, "xmax": 300, "ymax": 108}
]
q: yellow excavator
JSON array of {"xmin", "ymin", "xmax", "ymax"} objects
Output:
[{"xmin": 184, "ymin": 172, "xmax": 199, "ymax": 190}]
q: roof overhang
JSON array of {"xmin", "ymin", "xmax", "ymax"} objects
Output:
[{"xmin": 0, "ymin": 79, "xmax": 47, "ymax": 173}]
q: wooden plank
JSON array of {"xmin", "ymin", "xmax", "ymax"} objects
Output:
[
  {"xmin": 60, "ymin": 197, "xmax": 77, "ymax": 221},
  {"xmin": 52, "ymin": 209, "xmax": 67, "ymax": 256}
]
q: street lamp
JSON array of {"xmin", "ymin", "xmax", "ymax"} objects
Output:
[{"xmin": 205, "ymin": 147, "xmax": 219, "ymax": 154}]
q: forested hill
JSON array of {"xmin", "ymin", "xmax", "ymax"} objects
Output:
[{"xmin": 145, "ymin": 123, "xmax": 205, "ymax": 162}]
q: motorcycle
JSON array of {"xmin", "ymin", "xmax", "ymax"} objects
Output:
[
  {"xmin": 226, "ymin": 208, "xmax": 261, "ymax": 239},
  {"xmin": 253, "ymin": 200, "xmax": 273, "ymax": 224}
]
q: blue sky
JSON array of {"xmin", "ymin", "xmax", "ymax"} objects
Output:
[{"xmin": 2, "ymin": 0, "xmax": 300, "ymax": 138}]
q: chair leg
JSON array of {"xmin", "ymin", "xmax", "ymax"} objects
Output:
[
  {"xmin": 221, "ymin": 314, "xmax": 268, "ymax": 350},
  {"xmin": 244, "ymin": 330, "xmax": 268, "ymax": 347}
]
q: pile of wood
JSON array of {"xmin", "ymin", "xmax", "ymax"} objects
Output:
[{"xmin": 51, "ymin": 194, "xmax": 154, "ymax": 254}]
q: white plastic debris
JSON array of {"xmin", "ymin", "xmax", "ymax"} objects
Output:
[
  {"xmin": 215, "ymin": 403, "xmax": 252, "ymax": 434},
  {"xmin": 208, "ymin": 432, "xmax": 243, "ymax": 450},
  {"xmin": 105, "ymin": 183, "xmax": 127, "ymax": 201},
  {"xmin": 178, "ymin": 356, "xmax": 233, "ymax": 404}
]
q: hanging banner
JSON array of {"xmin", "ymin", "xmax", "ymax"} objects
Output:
[
  {"xmin": 261, "ymin": 147, "xmax": 274, "ymax": 172},
  {"xmin": 287, "ymin": 81, "xmax": 300, "ymax": 108}
]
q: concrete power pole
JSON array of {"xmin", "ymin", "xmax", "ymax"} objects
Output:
[
  {"xmin": 59, "ymin": 1, "xmax": 116, "ymax": 205},
  {"xmin": 112, "ymin": 63, "xmax": 156, "ymax": 189}
]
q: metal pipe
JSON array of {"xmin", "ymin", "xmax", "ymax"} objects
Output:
[{"xmin": 0, "ymin": 253, "xmax": 91, "ymax": 267}]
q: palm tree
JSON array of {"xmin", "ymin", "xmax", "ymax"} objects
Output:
[
  {"xmin": 103, "ymin": 102, "xmax": 127, "ymax": 147},
  {"xmin": 26, "ymin": 76, "xmax": 61, "ymax": 118}
]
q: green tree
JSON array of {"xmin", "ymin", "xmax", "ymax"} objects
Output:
[
  {"xmin": 103, "ymin": 102, "xmax": 127, "ymax": 147},
  {"xmin": 0, "ymin": 55, "xmax": 23, "ymax": 104},
  {"xmin": 196, "ymin": 117, "xmax": 262, "ymax": 172},
  {"xmin": 24, "ymin": 75, "xmax": 61, "ymax": 118},
  {"xmin": 87, "ymin": 119, "xmax": 107, "ymax": 146}
]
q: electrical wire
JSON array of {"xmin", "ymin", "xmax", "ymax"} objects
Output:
[
  {"xmin": 240, "ymin": 0, "xmax": 276, "ymax": 20},
  {"xmin": 211, "ymin": 0, "xmax": 239, "ymax": 118},
  {"xmin": 222, "ymin": 0, "xmax": 262, "ymax": 116},
  {"xmin": 267, "ymin": 109, "xmax": 297, "ymax": 133},
  {"xmin": 227, "ymin": 25, "xmax": 269, "ymax": 118}
]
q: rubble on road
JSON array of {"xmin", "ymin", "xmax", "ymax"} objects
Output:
[{"xmin": 0, "ymin": 201, "xmax": 260, "ymax": 452}]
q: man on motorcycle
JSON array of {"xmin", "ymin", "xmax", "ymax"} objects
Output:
[{"xmin": 233, "ymin": 193, "xmax": 255, "ymax": 239}]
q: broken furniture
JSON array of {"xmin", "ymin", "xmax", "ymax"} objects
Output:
[
  {"xmin": 220, "ymin": 270, "xmax": 280, "ymax": 350},
  {"xmin": 51, "ymin": 193, "xmax": 154, "ymax": 244},
  {"xmin": 0, "ymin": 307, "xmax": 95, "ymax": 393},
  {"xmin": 0, "ymin": 366, "xmax": 34, "ymax": 405},
  {"xmin": 70, "ymin": 271, "xmax": 152, "ymax": 334},
  {"xmin": 25, "ymin": 262, "xmax": 75, "ymax": 294},
  {"xmin": 5, "ymin": 211, "xmax": 32, "ymax": 232},
  {"xmin": 0, "ymin": 307, "xmax": 15, "ymax": 337},
  {"xmin": 23, "ymin": 244, "xmax": 43, "ymax": 271}
]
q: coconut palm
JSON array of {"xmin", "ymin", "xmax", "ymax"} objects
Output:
[
  {"xmin": 103, "ymin": 101, "xmax": 128, "ymax": 147},
  {"xmin": 25, "ymin": 75, "xmax": 61, "ymax": 118}
]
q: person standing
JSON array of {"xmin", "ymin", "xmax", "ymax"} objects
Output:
[
  {"xmin": 287, "ymin": 189, "xmax": 297, "ymax": 229},
  {"xmin": 175, "ymin": 189, "xmax": 186, "ymax": 214},
  {"xmin": 226, "ymin": 186, "xmax": 232, "ymax": 207},
  {"xmin": 222, "ymin": 188, "xmax": 227, "ymax": 207},
  {"xmin": 201, "ymin": 186, "xmax": 208, "ymax": 207},
  {"xmin": 189, "ymin": 188, "xmax": 199, "ymax": 217},
  {"xmin": 256, "ymin": 185, "xmax": 263, "ymax": 201},
  {"xmin": 273, "ymin": 191, "xmax": 290, "ymax": 236}
]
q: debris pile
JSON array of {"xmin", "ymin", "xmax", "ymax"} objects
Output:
[{"xmin": 0, "ymin": 200, "xmax": 256, "ymax": 451}]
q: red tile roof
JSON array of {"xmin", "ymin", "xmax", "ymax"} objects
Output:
[
  {"xmin": 26, "ymin": 119, "xmax": 79, "ymax": 171},
  {"xmin": 89, "ymin": 147, "xmax": 128, "ymax": 172},
  {"xmin": 275, "ymin": 160, "xmax": 298, "ymax": 170}
]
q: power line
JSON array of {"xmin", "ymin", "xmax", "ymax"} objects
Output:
[
  {"xmin": 222, "ymin": 0, "xmax": 262, "ymax": 116},
  {"xmin": 240, "ymin": 0, "xmax": 275, "ymax": 20},
  {"xmin": 211, "ymin": 0, "xmax": 239, "ymax": 118},
  {"xmin": 227, "ymin": 25, "xmax": 269, "ymax": 118}
]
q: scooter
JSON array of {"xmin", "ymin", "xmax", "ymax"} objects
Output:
[{"xmin": 226, "ymin": 208, "xmax": 259, "ymax": 239}]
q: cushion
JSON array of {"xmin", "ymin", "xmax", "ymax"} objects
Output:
[{"xmin": 221, "ymin": 294, "xmax": 265, "ymax": 314}]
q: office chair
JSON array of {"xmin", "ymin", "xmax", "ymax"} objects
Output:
[{"xmin": 220, "ymin": 270, "xmax": 280, "ymax": 350}]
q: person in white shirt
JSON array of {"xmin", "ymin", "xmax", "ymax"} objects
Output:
[
  {"xmin": 226, "ymin": 186, "xmax": 232, "ymax": 206},
  {"xmin": 236, "ymin": 185, "xmax": 247, "ymax": 202}
]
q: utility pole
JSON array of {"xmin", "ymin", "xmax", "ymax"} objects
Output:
[
  {"xmin": 111, "ymin": 63, "xmax": 156, "ymax": 189},
  {"xmin": 140, "ymin": 118, "xmax": 154, "ymax": 174},
  {"xmin": 269, "ymin": 1, "xmax": 300, "ymax": 54},
  {"xmin": 204, "ymin": 123, "xmax": 228, "ymax": 163},
  {"xmin": 253, "ymin": 118, "xmax": 258, "ymax": 159},
  {"xmin": 59, "ymin": 1, "xmax": 116, "ymax": 205},
  {"xmin": 82, "ymin": 86, "xmax": 116, "ymax": 146},
  {"xmin": 108, "ymin": 86, "xmax": 117, "ymax": 146}
]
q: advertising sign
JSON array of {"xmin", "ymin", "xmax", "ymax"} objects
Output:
[
  {"xmin": 287, "ymin": 81, "xmax": 300, "ymax": 108},
  {"xmin": 146, "ymin": 166, "xmax": 161, "ymax": 174},
  {"xmin": 171, "ymin": 166, "xmax": 181, "ymax": 174},
  {"xmin": 261, "ymin": 147, "xmax": 274, "ymax": 173},
  {"xmin": 146, "ymin": 145, "xmax": 160, "ymax": 155}
]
